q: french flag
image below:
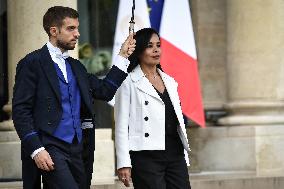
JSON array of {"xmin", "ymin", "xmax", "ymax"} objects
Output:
[{"xmin": 112, "ymin": 0, "xmax": 205, "ymax": 127}]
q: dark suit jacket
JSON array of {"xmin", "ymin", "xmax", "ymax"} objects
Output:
[{"xmin": 12, "ymin": 45, "xmax": 127, "ymax": 187}]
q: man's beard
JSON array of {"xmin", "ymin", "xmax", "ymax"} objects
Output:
[{"xmin": 56, "ymin": 39, "xmax": 76, "ymax": 51}]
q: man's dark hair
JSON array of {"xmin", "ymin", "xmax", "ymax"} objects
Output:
[
  {"xmin": 43, "ymin": 6, "xmax": 79, "ymax": 36},
  {"xmin": 127, "ymin": 28, "xmax": 162, "ymax": 73}
]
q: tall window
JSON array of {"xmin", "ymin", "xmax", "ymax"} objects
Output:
[{"xmin": 78, "ymin": 0, "xmax": 119, "ymax": 128}]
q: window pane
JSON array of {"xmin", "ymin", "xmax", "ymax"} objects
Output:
[{"xmin": 78, "ymin": 0, "xmax": 119, "ymax": 129}]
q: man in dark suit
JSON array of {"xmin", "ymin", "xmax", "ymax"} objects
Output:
[{"xmin": 12, "ymin": 6, "xmax": 135, "ymax": 189}]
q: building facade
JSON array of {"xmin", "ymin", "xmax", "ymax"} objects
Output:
[{"xmin": 1, "ymin": 0, "xmax": 284, "ymax": 184}]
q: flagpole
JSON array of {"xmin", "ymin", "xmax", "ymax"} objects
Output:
[{"xmin": 129, "ymin": 0, "xmax": 135, "ymax": 34}]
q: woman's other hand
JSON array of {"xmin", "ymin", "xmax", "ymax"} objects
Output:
[{"xmin": 118, "ymin": 167, "xmax": 132, "ymax": 187}]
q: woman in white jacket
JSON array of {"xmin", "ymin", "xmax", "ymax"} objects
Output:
[{"xmin": 114, "ymin": 28, "xmax": 191, "ymax": 189}]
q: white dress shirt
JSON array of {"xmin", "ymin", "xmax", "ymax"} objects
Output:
[{"xmin": 46, "ymin": 42, "xmax": 70, "ymax": 82}]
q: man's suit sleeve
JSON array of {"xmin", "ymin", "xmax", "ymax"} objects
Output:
[
  {"xmin": 12, "ymin": 56, "xmax": 43, "ymax": 156},
  {"xmin": 88, "ymin": 57, "xmax": 129, "ymax": 101}
]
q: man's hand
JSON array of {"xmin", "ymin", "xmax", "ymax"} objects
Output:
[
  {"xmin": 118, "ymin": 167, "xmax": 131, "ymax": 187},
  {"xmin": 119, "ymin": 33, "xmax": 136, "ymax": 59},
  {"xmin": 33, "ymin": 149, "xmax": 54, "ymax": 171}
]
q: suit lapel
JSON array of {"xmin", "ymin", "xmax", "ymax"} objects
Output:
[
  {"xmin": 39, "ymin": 45, "xmax": 93, "ymax": 113},
  {"xmin": 39, "ymin": 45, "xmax": 61, "ymax": 103},
  {"xmin": 68, "ymin": 59, "xmax": 93, "ymax": 112},
  {"xmin": 136, "ymin": 79, "xmax": 162, "ymax": 101},
  {"xmin": 131, "ymin": 66, "xmax": 184, "ymax": 125},
  {"xmin": 130, "ymin": 66, "xmax": 162, "ymax": 102}
]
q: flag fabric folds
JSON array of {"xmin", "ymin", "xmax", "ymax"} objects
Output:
[{"xmin": 112, "ymin": 0, "xmax": 205, "ymax": 127}]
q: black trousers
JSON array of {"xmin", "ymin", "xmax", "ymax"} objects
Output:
[
  {"xmin": 130, "ymin": 150, "xmax": 191, "ymax": 189},
  {"xmin": 21, "ymin": 130, "xmax": 94, "ymax": 189},
  {"xmin": 41, "ymin": 137, "xmax": 87, "ymax": 189},
  {"xmin": 22, "ymin": 156, "xmax": 41, "ymax": 189}
]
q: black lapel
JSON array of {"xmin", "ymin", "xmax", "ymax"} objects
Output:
[
  {"xmin": 68, "ymin": 58, "xmax": 93, "ymax": 112},
  {"xmin": 39, "ymin": 45, "xmax": 61, "ymax": 103}
]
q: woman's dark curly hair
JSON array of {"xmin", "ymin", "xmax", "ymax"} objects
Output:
[{"xmin": 127, "ymin": 28, "xmax": 162, "ymax": 73}]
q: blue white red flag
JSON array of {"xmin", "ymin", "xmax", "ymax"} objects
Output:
[{"xmin": 112, "ymin": 0, "xmax": 205, "ymax": 127}]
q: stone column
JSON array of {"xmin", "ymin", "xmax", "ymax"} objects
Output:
[
  {"xmin": 191, "ymin": 0, "xmax": 227, "ymax": 112},
  {"xmin": 0, "ymin": 0, "xmax": 77, "ymax": 179},
  {"xmin": 0, "ymin": 0, "xmax": 77, "ymax": 131},
  {"xmin": 218, "ymin": 0, "xmax": 284, "ymax": 176},
  {"xmin": 219, "ymin": 0, "xmax": 284, "ymax": 126},
  {"xmin": 189, "ymin": 0, "xmax": 227, "ymax": 173}
]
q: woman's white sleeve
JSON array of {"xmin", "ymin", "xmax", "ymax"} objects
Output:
[{"xmin": 114, "ymin": 77, "xmax": 132, "ymax": 169}]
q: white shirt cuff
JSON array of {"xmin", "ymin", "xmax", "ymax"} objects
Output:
[
  {"xmin": 31, "ymin": 147, "xmax": 45, "ymax": 159},
  {"xmin": 113, "ymin": 55, "xmax": 130, "ymax": 73}
]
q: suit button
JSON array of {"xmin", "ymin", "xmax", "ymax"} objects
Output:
[
  {"xmin": 145, "ymin": 101, "xmax": 149, "ymax": 105},
  {"xmin": 144, "ymin": 116, "xmax": 149, "ymax": 121},
  {"xmin": 145, "ymin": 133, "xmax": 149, "ymax": 137},
  {"xmin": 47, "ymin": 122, "xmax": 52, "ymax": 125}
]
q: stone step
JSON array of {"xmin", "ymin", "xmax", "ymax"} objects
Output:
[
  {"xmin": 0, "ymin": 181, "xmax": 22, "ymax": 189},
  {"xmin": 1, "ymin": 173, "xmax": 284, "ymax": 189}
]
